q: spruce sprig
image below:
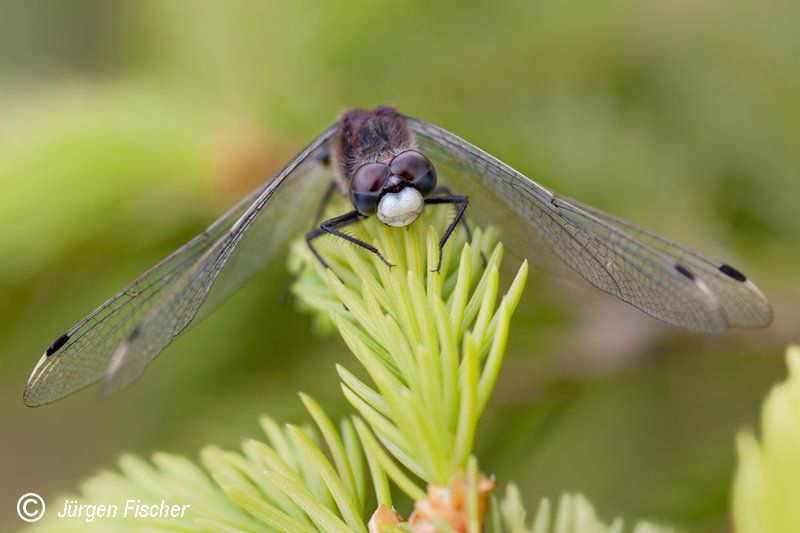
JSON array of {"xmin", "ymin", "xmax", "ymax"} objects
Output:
[{"xmin": 27, "ymin": 210, "xmax": 672, "ymax": 533}]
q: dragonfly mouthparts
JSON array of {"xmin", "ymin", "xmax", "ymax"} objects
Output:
[{"xmin": 377, "ymin": 187, "xmax": 424, "ymax": 227}]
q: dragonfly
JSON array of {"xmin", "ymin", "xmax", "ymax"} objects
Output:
[{"xmin": 24, "ymin": 106, "xmax": 773, "ymax": 406}]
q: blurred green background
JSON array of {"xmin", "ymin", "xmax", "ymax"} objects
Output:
[{"xmin": 1, "ymin": 0, "xmax": 798, "ymax": 531}]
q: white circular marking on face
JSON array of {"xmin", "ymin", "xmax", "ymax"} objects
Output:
[{"xmin": 377, "ymin": 187, "xmax": 424, "ymax": 227}]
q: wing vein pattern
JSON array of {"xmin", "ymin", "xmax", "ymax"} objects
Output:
[
  {"xmin": 25, "ymin": 125, "xmax": 336, "ymax": 405},
  {"xmin": 407, "ymin": 116, "xmax": 771, "ymax": 334}
]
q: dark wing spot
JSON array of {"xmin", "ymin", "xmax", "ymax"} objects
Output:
[
  {"xmin": 45, "ymin": 333, "xmax": 70, "ymax": 356},
  {"xmin": 719, "ymin": 263, "xmax": 747, "ymax": 282},
  {"xmin": 128, "ymin": 326, "xmax": 141, "ymax": 341},
  {"xmin": 675, "ymin": 264, "xmax": 696, "ymax": 281}
]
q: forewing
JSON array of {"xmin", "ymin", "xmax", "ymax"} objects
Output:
[
  {"xmin": 100, "ymin": 126, "xmax": 337, "ymax": 395},
  {"xmin": 24, "ymin": 190, "xmax": 260, "ymax": 406},
  {"xmin": 408, "ymin": 117, "xmax": 771, "ymax": 333}
]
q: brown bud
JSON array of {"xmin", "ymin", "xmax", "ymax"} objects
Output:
[
  {"xmin": 409, "ymin": 473, "xmax": 497, "ymax": 532},
  {"xmin": 368, "ymin": 504, "xmax": 404, "ymax": 533}
]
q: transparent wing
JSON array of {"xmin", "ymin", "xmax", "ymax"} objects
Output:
[
  {"xmin": 407, "ymin": 117, "xmax": 772, "ymax": 333},
  {"xmin": 24, "ymin": 194, "xmax": 254, "ymax": 406},
  {"xmin": 100, "ymin": 125, "xmax": 337, "ymax": 396},
  {"xmin": 558, "ymin": 196, "xmax": 773, "ymax": 328},
  {"xmin": 25, "ymin": 125, "xmax": 336, "ymax": 405}
]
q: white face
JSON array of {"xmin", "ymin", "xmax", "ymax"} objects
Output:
[{"xmin": 376, "ymin": 187, "xmax": 424, "ymax": 227}]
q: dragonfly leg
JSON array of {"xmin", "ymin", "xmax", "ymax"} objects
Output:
[
  {"xmin": 431, "ymin": 187, "xmax": 487, "ymax": 267},
  {"xmin": 432, "ymin": 186, "xmax": 475, "ymax": 242},
  {"xmin": 424, "ymin": 194, "xmax": 469, "ymax": 272},
  {"xmin": 307, "ymin": 210, "xmax": 394, "ymax": 269}
]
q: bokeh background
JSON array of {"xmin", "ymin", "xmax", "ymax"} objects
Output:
[{"xmin": 1, "ymin": 0, "xmax": 798, "ymax": 531}]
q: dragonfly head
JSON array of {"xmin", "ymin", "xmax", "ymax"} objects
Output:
[{"xmin": 349, "ymin": 150, "xmax": 437, "ymax": 227}]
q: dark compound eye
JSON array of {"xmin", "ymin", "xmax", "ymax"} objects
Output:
[
  {"xmin": 390, "ymin": 150, "xmax": 432, "ymax": 181},
  {"xmin": 389, "ymin": 150, "xmax": 437, "ymax": 195},
  {"xmin": 350, "ymin": 163, "xmax": 391, "ymax": 214},
  {"xmin": 351, "ymin": 163, "xmax": 391, "ymax": 193}
]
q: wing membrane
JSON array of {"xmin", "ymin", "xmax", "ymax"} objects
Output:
[
  {"xmin": 25, "ymin": 125, "xmax": 336, "ymax": 405},
  {"xmin": 407, "ymin": 117, "xmax": 772, "ymax": 333},
  {"xmin": 101, "ymin": 126, "xmax": 336, "ymax": 395},
  {"xmin": 558, "ymin": 196, "xmax": 773, "ymax": 328},
  {"xmin": 24, "ymin": 197, "xmax": 253, "ymax": 406}
]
